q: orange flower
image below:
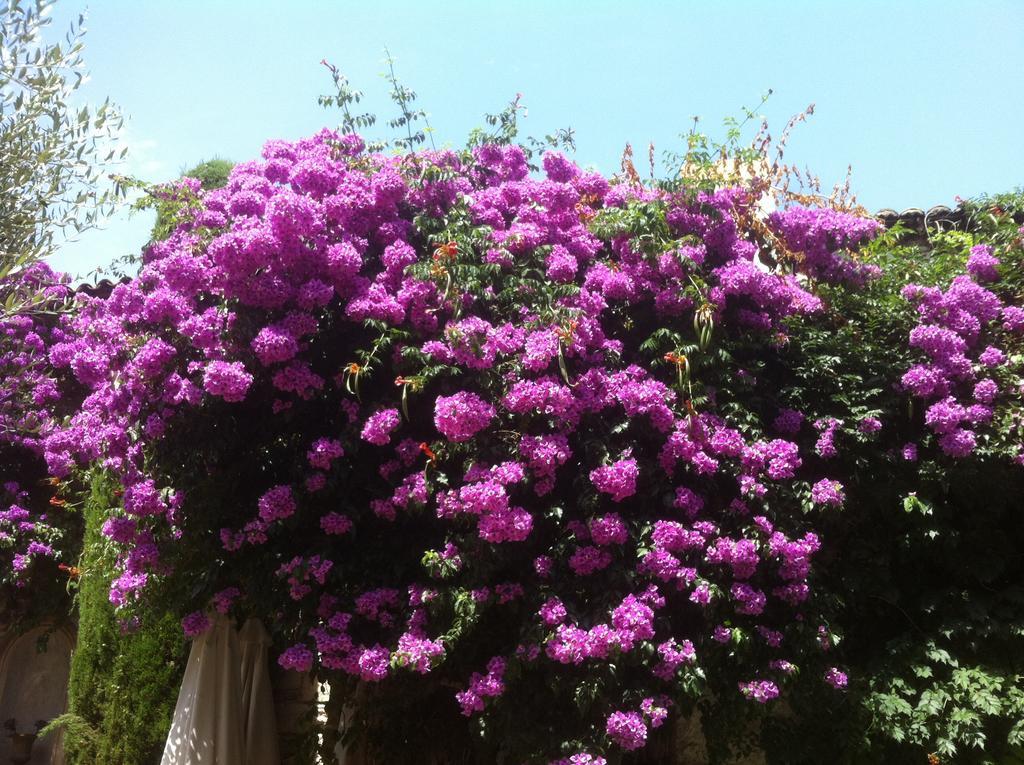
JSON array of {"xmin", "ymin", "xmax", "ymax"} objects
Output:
[
  {"xmin": 433, "ymin": 241, "xmax": 458, "ymax": 261},
  {"xmin": 556, "ymin": 320, "xmax": 579, "ymax": 343},
  {"xmin": 419, "ymin": 442, "xmax": 437, "ymax": 463},
  {"xmin": 58, "ymin": 563, "xmax": 81, "ymax": 579},
  {"xmin": 49, "ymin": 496, "xmax": 67, "ymax": 507},
  {"xmin": 574, "ymin": 201, "xmax": 596, "ymax": 222}
]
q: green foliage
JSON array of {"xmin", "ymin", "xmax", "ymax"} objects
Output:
[
  {"xmin": 466, "ymin": 92, "xmax": 528, "ymax": 149},
  {"xmin": 147, "ymin": 157, "xmax": 233, "ymax": 242},
  {"xmin": 100, "ymin": 157, "xmax": 234, "ymax": 279},
  {"xmin": 38, "ymin": 713, "xmax": 99, "ymax": 752},
  {"xmin": 179, "ymin": 158, "xmax": 234, "ymax": 193},
  {"xmin": 738, "ymin": 193, "xmax": 1024, "ymax": 764},
  {"xmin": 466, "ymin": 92, "xmax": 576, "ymax": 166},
  {"xmin": 0, "ymin": 0, "xmax": 124, "ymax": 314},
  {"xmin": 319, "ymin": 58, "xmax": 380, "ymax": 143},
  {"xmin": 63, "ymin": 472, "xmax": 186, "ymax": 765},
  {"xmin": 961, "ymin": 187, "xmax": 1024, "ymax": 223},
  {"xmin": 320, "ymin": 49, "xmax": 437, "ymax": 155},
  {"xmin": 659, "ymin": 90, "xmax": 774, "ymax": 195},
  {"xmin": 382, "ymin": 47, "xmax": 434, "ymax": 152},
  {"xmin": 866, "ymin": 647, "xmax": 1024, "ymax": 760},
  {"xmin": 321, "ymin": 57, "xmax": 575, "ymax": 166}
]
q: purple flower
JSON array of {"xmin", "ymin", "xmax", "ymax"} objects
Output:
[
  {"xmin": 361, "ymin": 408, "xmax": 401, "ymax": 445},
  {"xmin": 978, "ymin": 346, "xmax": 1006, "ymax": 367},
  {"xmin": 533, "ymin": 555, "xmax": 553, "ymax": 577},
  {"xmin": 767, "ymin": 206, "xmax": 880, "ymax": 285},
  {"xmin": 974, "ymin": 379, "xmax": 999, "ymax": 405},
  {"xmin": 605, "ymin": 710, "xmax": 648, "ymax": 751},
  {"xmin": 551, "ymin": 754, "xmax": 607, "ymax": 765},
  {"xmin": 212, "ymin": 587, "xmax": 240, "ymax": 614},
  {"xmin": 434, "ymin": 391, "xmax": 496, "ymax": 442},
  {"xmin": 456, "ymin": 656, "xmax": 506, "ymax": 715},
  {"xmin": 653, "ymin": 638, "xmax": 695, "ymax": 678},
  {"xmin": 611, "ymin": 593, "xmax": 656, "ymax": 647},
  {"xmin": 522, "ymin": 329, "xmax": 560, "ymax": 373},
  {"xmin": 252, "ymin": 324, "xmax": 299, "ymax": 366},
  {"xmin": 589, "ymin": 513, "xmax": 628, "ymax": 545},
  {"xmin": 731, "ymin": 583, "xmax": 767, "ymax": 615},
  {"xmin": 307, "ymin": 438, "xmax": 344, "ymax": 469},
  {"xmin": 357, "ymin": 645, "xmax": 391, "ymax": 682},
  {"xmin": 857, "ymin": 417, "xmax": 882, "ymax": 435},
  {"xmin": 901, "ymin": 365, "xmax": 948, "ymax": 398},
  {"xmin": 825, "ymin": 666, "xmax": 848, "ymax": 689},
  {"xmin": 102, "ymin": 516, "xmax": 138, "ymax": 544},
  {"xmin": 182, "ymin": 611, "xmax": 210, "ymax": 638},
  {"xmin": 938, "ymin": 428, "xmax": 976, "ymax": 458},
  {"xmin": 202, "ymin": 361, "xmax": 253, "ymax": 403},
  {"xmin": 568, "ymin": 545, "xmax": 613, "ymax": 575},
  {"xmin": 258, "ymin": 485, "xmax": 296, "ymax": 523},
  {"xmin": 673, "ymin": 487, "xmax": 705, "ymax": 516},
  {"xmin": 738, "ymin": 679, "xmax": 780, "ymax": 703},
  {"xmin": 320, "ymin": 512, "xmax": 353, "ymax": 535},
  {"xmin": 131, "ymin": 338, "xmax": 176, "ymax": 379},
  {"xmin": 966, "ymin": 244, "xmax": 999, "ymax": 282},
  {"xmin": 31, "ymin": 124, "xmax": 1019, "ymax": 754},
  {"xmin": 538, "ymin": 597, "xmax": 567, "ymax": 626},
  {"xmin": 590, "ymin": 456, "xmax": 639, "ymax": 502},
  {"xmin": 773, "ymin": 408, "xmax": 804, "ymax": 434},
  {"xmin": 811, "ymin": 479, "xmax": 845, "ymax": 507},
  {"xmin": 814, "ymin": 418, "xmax": 842, "ymax": 459},
  {"xmin": 545, "ymin": 245, "xmax": 578, "ymax": 283},
  {"xmin": 279, "ymin": 643, "xmax": 314, "ymax": 672},
  {"xmin": 770, "ymin": 659, "xmax": 796, "ymax": 674},
  {"xmin": 1002, "ymin": 306, "xmax": 1024, "ymax": 332},
  {"xmin": 542, "ymin": 151, "xmax": 579, "ymax": 183},
  {"xmin": 640, "ymin": 697, "xmax": 669, "ymax": 728},
  {"xmin": 924, "ymin": 397, "xmax": 965, "ymax": 435}
]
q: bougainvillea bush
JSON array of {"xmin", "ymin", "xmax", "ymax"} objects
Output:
[
  {"xmin": 31, "ymin": 121, "xmax": 1024, "ymax": 763},
  {"xmin": 755, "ymin": 207, "xmax": 1024, "ymax": 764},
  {"xmin": 0, "ymin": 262, "xmax": 82, "ymax": 629}
]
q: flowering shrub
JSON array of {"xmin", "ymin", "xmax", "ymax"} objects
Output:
[
  {"xmin": 0, "ymin": 263, "xmax": 81, "ymax": 627},
  {"xmin": 0, "ymin": 263, "xmax": 74, "ymax": 447},
  {"xmin": 25, "ymin": 115, "xmax": 1024, "ymax": 762},
  {"xmin": 747, "ymin": 204, "xmax": 1024, "ymax": 763},
  {"xmin": 900, "ymin": 242, "xmax": 1019, "ymax": 459}
]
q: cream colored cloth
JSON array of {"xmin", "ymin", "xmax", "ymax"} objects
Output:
[
  {"xmin": 238, "ymin": 618, "xmax": 281, "ymax": 765},
  {"xmin": 161, "ymin": 614, "xmax": 245, "ymax": 765}
]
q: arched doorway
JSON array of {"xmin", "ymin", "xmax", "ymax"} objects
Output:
[{"xmin": 0, "ymin": 626, "xmax": 73, "ymax": 764}]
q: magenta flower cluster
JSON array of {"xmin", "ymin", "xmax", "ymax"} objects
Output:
[
  {"xmin": 900, "ymin": 246, "xmax": 1017, "ymax": 458},
  {"xmin": 12, "ymin": 126, "xmax": 967, "ymax": 760}
]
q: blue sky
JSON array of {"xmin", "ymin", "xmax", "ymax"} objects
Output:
[{"xmin": 48, "ymin": 0, "xmax": 1024, "ymax": 278}]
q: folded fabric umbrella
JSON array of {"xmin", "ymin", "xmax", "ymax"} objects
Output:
[
  {"xmin": 161, "ymin": 614, "xmax": 245, "ymax": 765},
  {"xmin": 239, "ymin": 618, "xmax": 281, "ymax": 765}
]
